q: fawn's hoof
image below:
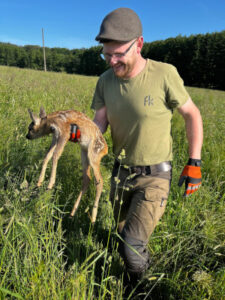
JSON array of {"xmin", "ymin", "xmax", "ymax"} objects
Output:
[
  {"xmin": 47, "ymin": 186, "xmax": 53, "ymax": 190},
  {"xmin": 91, "ymin": 219, "xmax": 96, "ymax": 225}
]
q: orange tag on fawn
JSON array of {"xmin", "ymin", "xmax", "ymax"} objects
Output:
[{"xmin": 69, "ymin": 124, "xmax": 81, "ymax": 142}]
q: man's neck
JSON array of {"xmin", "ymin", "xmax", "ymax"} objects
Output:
[{"xmin": 124, "ymin": 56, "xmax": 147, "ymax": 79}]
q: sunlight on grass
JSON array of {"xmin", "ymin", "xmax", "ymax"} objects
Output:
[{"xmin": 0, "ymin": 66, "xmax": 224, "ymax": 299}]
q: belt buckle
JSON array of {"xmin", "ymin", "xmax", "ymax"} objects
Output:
[
  {"xmin": 132, "ymin": 166, "xmax": 147, "ymax": 176},
  {"xmin": 132, "ymin": 166, "xmax": 141, "ymax": 175}
]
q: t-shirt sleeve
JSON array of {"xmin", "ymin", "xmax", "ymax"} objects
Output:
[
  {"xmin": 165, "ymin": 65, "xmax": 190, "ymax": 109},
  {"xmin": 91, "ymin": 76, "xmax": 105, "ymax": 110}
]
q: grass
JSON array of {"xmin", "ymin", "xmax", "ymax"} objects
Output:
[{"xmin": 0, "ymin": 65, "xmax": 224, "ymax": 299}]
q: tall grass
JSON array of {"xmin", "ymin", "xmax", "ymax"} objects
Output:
[{"xmin": 0, "ymin": 66, "xmax": 224, "ymax": 299}]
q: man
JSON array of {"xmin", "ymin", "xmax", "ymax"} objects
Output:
[{"xmin": 91, "ymin": 7, "xmax": 203, "ymax": 280}]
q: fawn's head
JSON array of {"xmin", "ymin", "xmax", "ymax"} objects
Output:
[{"xmin": 26, "ymin": 107, "xmax": 48, "ymax": 140}]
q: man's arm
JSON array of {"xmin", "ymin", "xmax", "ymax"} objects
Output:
[
  {"xmin": 93, "ymin": 106, "xmax": 109, "ymax": 134},
  {"xmin": 178, "ymin": 97, "xmax": 203, "ymax": 159},
  {"xmin": 177, "ymin": 97, "xmax": 203, "ymax": 196}
]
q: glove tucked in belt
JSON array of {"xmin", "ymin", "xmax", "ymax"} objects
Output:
[{"xmin": 178, "ymin": 158, "xmax": 202, "ymax": 197}]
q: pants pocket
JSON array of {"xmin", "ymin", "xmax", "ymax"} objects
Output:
[{"xmin": 144, "ymin": 183, "xmax": 169, "ymax": 227}]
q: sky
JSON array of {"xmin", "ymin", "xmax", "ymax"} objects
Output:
[{"xmin": 0, "ymin": 0, "xmax": 225, "ymax": 49}]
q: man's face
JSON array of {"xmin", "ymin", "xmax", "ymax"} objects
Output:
[{"xmin": 102, "ymin": 40, "xmax": 138, "ymax": 79}]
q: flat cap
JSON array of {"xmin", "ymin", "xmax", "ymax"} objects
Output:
[{"xmin": 95, "ymin": 7, "xmax": 142, "ymax": 42}]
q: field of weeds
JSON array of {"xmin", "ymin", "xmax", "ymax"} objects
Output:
[{"xmin": 0, "ymin": 66, "xmax": 224, "ymax": 299}]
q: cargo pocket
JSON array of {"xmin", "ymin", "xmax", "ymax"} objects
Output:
[{"xmin": 144, "ymin": 186, "xmax": 169, "ymax": 235}]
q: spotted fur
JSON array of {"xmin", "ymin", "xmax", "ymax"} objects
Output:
[{"xmin": 26, "ymin": 107, "xmax": 108, "ymax": 223}]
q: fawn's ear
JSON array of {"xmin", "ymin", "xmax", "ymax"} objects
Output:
[
  {"xmin": 28, "ymin": 109, "xmax": 41, "ymax": 125},
  {"xmin": 39, "ymin": 107, "xmax": 47, "ymax": 119}
]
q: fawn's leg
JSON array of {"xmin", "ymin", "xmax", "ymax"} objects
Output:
[
  {"xmin": 37, "ymin": 138, "xmax": 57, "ymax": 187},
  {"xmin": 70, "ymin": 149, "xmax": 91, "ymax": 217},
  {"xmin": 47, "ymin": 137, "xmax": 67, "ymax": 189},
  {"xmin": 89, "ymin": 152, "xmax": 104, "ymax": 224}
]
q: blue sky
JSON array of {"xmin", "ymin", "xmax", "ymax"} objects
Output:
[{"xmin": 0, "ymin": 0, "xmax": 224, "ymax": 49}]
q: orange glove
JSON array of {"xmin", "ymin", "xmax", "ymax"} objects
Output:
[{"xmin": 178, "ymin": 159, "xmax": 202, "ymax": 197}]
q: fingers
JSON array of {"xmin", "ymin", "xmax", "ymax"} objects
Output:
[
  {"xmin": 178, "ymin": 165, "xmax": 202, "ymax": 197},
  {"xmin": 184, "ymin": 182, "xmax": 202, "ymax": 197}
]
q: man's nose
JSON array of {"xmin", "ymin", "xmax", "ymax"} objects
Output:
[{"xmin": 108, "ymin": 55, "xmax": 118, "ymax": 66}]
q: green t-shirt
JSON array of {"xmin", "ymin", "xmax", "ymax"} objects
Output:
[{"xmin": 91, "ymin": 59, "xmax": 189, "ymax": 165}]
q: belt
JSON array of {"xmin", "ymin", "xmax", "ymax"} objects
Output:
[{"xmin": 114, "ymin": 160, "xmax": 172, "ymax": 176}]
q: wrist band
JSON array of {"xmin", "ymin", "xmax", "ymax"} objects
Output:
[{"xmin": 187, "ymin": 158, "xmax": 201, "ymax": 167}]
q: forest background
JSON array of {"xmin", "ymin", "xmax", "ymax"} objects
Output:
[
  {"xmin": 0, "ymin": 30, "xmax": 225, "ymax": 91},
  {"xmin": 0, "ymin": 27, "xmax": 225, "ymax": 299}
]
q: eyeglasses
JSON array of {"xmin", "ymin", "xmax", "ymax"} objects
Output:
[{"xmin": 100, "ymin": 39, "xmax": 137, "ymax": 61}]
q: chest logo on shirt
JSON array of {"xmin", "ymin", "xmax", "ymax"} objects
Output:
[{"xmin": 144, "ymin": 95, "xmax": 154, "ymax": 106}]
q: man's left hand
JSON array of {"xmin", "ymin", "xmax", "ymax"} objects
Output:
[{"xmin": 178, "ymin": 158, "xmax": 202, "ymax": 197}]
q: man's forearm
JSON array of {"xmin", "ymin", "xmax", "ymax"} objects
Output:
[
  {"xmin": 184, "ymin": 108, "xmax": 203, "ymax": 159},
  {"xmin": 93, "ymin": 106, "xmax": 109, "ymax": 134},
  {"xmin": 93, "ymin": 118, "xmax": 108, "ymax": 134}
]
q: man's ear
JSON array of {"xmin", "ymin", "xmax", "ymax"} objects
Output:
[{"xmin": 137, "ymin": 36, "xmax": 144, "ymax": 54}]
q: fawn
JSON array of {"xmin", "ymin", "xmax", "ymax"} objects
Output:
[{"xmin": 26, "ymin": 107, "xmax": 108, "ymax": 223}]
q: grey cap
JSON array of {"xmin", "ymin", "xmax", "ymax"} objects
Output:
[{"xmin": 95, "ymin": 7, "xmax": 142, "ymax": 42}]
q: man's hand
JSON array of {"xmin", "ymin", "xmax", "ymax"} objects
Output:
[{"xmin": 178, "ymin": 158, "xmax": 202, "ymax": 197}]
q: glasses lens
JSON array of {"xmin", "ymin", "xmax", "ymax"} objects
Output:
[
  {"xmin": 100, "ymin": 53, "xmax": 105, "ymax": 60},
  {"xmin": 100, "ymin": 39, "xmax": 136, "ymax": 61}
]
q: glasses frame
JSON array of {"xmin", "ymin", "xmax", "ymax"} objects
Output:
[{"xmin": 100, "ymin": 39, "xmax": 137, "ymax": 61}]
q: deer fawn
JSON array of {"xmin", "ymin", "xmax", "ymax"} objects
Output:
[{"xmin": 26, "ymin": 107, "xmax": 108, "ymax": 223}]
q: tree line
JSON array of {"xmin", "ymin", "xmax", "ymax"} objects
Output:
[{"xmin": 0, "ymin": 30, "xmax": 225, "ymax": 90}]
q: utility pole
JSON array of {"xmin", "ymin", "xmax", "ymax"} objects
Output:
[{"xmin": 42, "ymin": 28, "xmax": 47, "ymax": 72}]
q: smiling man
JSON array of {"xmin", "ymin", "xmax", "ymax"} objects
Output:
[
  {"xmin": 91, "ymin": 7, "xmax": 203, "ymax": 283},
  {"xmin": 100, "ymin": 38, "xmax": 145, "ymax": 79}
]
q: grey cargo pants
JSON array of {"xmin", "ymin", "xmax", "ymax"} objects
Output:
[{"xmin": 110, "ymin": 161, "xmax": 172, "ymax": 276}]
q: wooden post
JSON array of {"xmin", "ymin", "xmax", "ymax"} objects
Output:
[{"xmin": 42, "ymin": 28, "xmax": 47, "ymax": 72}]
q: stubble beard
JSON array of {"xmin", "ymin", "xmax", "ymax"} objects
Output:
[{"xmin": 112, "ymin": 58, "xmax": 136, "ymax": 79}]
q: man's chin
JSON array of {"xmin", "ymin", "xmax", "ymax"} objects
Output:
[
  {"xmin": 113, "ymin": 66, "xmax": 127, "ymax": 78},
  {"xmin": 114, "ymin": 72, "xmax": 125, "ymax": 78}
]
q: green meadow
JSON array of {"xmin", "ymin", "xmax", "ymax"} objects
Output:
[{"xmin": 0, "ymin": 66, "xmax": 224, "ymax": 299}]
